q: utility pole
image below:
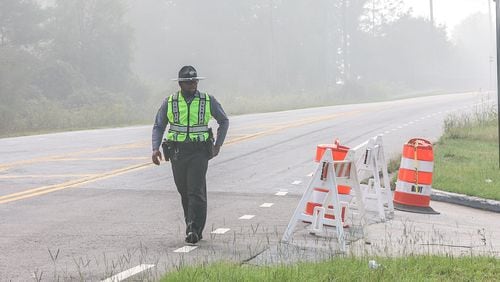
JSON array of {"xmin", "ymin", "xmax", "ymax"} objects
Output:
[
  {"xmin": 489, "ymin": 0, "xmax": 494, "ymax": 96},
  {"xmin": 429, "ymin": 0, "xmax": 434, "ymax": 27},
  {"xmin": 341, "ymin": 0, "xmax": 349, "ymax": 83},
  {"xmin": 372, "ymin": 0, "xmax": 376, "ymax": 36},
  {"xmin": 269, "ymin": 0, "xmax": 276, "ymax": 94},
  {"xmin": 495, "ymin": 0, "xmax": 500, "ymax": 168},
  {"xmin": 429, "ymin": 0, "xmax": 435, "ymax": 84},
  {"xmin": 325, "ymin": 1, "xmax": 335, "ymax": 92}
]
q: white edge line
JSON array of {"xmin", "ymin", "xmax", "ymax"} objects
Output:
[
  {"xmin": 101, "ymin": 264, "xmax": 155, "ymax": 282},
  {"xmin": 173, "ymin": 246, "xmax": 198, "ymax": 253},
  {"xmin": 211, "ymin": 228, "xmax": 231, "ymax": 234}
]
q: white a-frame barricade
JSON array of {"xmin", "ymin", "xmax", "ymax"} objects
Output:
[
  {"xmin": 281, "ymin": 147, "xmax": 366, "ymax": 252},
  {"xmin": 352, "ymin": 135, "xmax": 394, "ymax": 221}
]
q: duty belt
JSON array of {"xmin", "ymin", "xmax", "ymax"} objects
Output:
[{"xmin": 173, "ymin": 141, "xmax": 208, "ymax": 150}]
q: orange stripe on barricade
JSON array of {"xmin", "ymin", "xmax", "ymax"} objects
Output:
[
  {"xmin": 398, "ymin": 168, "xmax": 433, "ymax": 185},
  {"xmin": 393, "ymin": 191, "xmax": 430, "ymax": 207},
  {"xmin": 304, "ymin": 187, "xmax": 348, "ymax": 226},
  {"xmin": 337, "ymin": 185, "xmax": 351, "ymax": 194},
  {"xmin": 315, "ymin": 140, "xmax": 352, "ymax": 195},
  {"xmin": 315, "ymin": 142, "xmax": 349, "ymax": 162}
]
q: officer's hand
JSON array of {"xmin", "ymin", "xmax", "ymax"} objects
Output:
[
  {"xmin": 152, "ymin": 150, "xmax": 162, "ymax": 165},
  {"xmin": 212, "ymin": 145, "xmax": 221, "ymax": 158}
]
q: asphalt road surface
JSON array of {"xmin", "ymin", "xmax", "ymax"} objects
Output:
[{"xmin": 1, "ymin": 92, "xmax": 498, "ymax": 281}]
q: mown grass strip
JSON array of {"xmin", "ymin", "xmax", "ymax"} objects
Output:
[{"xmin": 160, "ymin": 256, "xmax": 499, "ymax": 281}]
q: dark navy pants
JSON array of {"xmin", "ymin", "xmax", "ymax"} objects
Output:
[{"xmin": 170, "ymin": 142, "xmax": 209, "ymax": 237}]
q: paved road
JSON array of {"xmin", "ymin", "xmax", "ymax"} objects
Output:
[{"xmin": 0, "ymin": 92, "xmax": 498, "ymax": 281}]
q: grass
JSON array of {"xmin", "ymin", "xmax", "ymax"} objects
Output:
[
  {"xmin": 432, "ymin": 105, "xmax": 499, "ymax": 200},
  {"xmin": 160, "ymin": 256, "xmax": 499, "ymax": 281}
]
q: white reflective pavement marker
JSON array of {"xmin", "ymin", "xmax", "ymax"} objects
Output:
[
  {"xmin": 211, "ymin": 228, "xmax": 231, "ymax": 234},
  {"xmin": 101, "ymin": 264, "xmax": 155, "ymax": 282},
  {"xmin": 174, "ymin": 246, "xmax": 198, "ymax": 253},
  {"xmin": 239, "ymin": 214, "xmax": 255, "ymax": 220},
  {"xmin": 260, "ymin": 203, "xmax": 274, "ymax": 208}
]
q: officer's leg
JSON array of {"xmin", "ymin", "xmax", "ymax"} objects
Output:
[
  {"xmin": 185, "ymin": 151, "xmax": 209, "ymax": 237},
  {"xmin": 171, "ymin": 158, "xmax": 189, "ymax": 226}
]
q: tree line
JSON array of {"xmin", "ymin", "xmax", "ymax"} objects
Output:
[
  {"xmin": 0, "ymin": 0, "xmax": 149, "ymax": 135},
  {"xmin": 0, "ymin": 0, "xmax": 492, "ymax": 136}
]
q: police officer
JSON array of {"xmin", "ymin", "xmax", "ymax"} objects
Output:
[{"xmin": 152, "ymin": 66, "xmax": 229, "ymax": 244}]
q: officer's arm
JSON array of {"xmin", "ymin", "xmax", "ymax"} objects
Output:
[
  {"xmin": 210, "ymin": 96, "xmax": 229, "ymax": 147},
  {"xmin": 152, "ymin": 98, "xmax": 169, "ymax": 165}
]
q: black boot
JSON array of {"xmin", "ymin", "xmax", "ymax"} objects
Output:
[{"xmin": 185, "ymin": 232, "xmax": 199, "ymax": 245}]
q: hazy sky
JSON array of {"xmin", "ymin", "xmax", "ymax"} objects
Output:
[{"xmin": 403, "ymin": 0, "xmax": 491, "ymax": 32}]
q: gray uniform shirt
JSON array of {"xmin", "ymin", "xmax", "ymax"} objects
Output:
[{"xmin": 152, "ymin": 91, "xmax": 229, "ymax": 151}]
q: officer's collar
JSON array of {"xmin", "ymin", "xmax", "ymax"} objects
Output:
[{"xmin": 180, "ymin": 90, "xmax": 199, "ymax": 99}]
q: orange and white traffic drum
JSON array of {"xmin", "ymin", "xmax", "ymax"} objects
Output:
[{"xmin": 393, "ymin": 138, "xmax": 439, "ymax": 214}]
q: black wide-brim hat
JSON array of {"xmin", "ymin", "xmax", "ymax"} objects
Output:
[{"xmin": 172, "ymin": 65, "xmax": 206, "ymax": 81}]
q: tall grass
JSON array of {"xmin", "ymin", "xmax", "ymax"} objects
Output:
[
  {"xmin": 0, "ymin": 94, "xmax": 152, "ymax": 137},
  {"xmin": 433, "ymin": 104, "xmax": 499, "ymax": 200},
  {"xmin": 443, "ymin": 104, "xmax": 498, "ymax": 141}
]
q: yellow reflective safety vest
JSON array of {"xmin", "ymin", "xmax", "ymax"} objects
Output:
[{"xmin": 166, "ymin": 91, "xmax": 212, "ymax": 142}]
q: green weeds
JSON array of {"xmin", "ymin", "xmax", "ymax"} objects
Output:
[{"xmin": 160, "ymin": 256, "xmax": 499, "ymax": 282}]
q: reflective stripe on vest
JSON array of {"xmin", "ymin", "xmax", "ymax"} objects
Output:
[
  {"xmin": 166, "ymin": 92, "xmax": 211, "ymax": 142},
  {"xmin": 169, "ymin": 124, "xmax": 209, "ymax": 133}
]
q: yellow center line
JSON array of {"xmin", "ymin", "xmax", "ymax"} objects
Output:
[
  {"xmin": 55, "ymin": 157, "xmax": 149, "ymax": 161},
  {"xmin": 0, "ymin": 141, "xmax": 149, "ymax": 170},
  {"xmin": 0, "ymin": 174, "xmax": 100, "ymax": 179},
  {"xmin": 225, "ymin": 111, "xmax": 360, "ymax": 145},
  {"xmin": 0, "ymin": 163, "xmax": 152, "ymax": 204}
]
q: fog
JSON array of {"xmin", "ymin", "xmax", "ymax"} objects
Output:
[
  {"xmin": 0, "ymin": 0, "xmax": 495, "ymax": 136},
  {"xmin": 127, "ymin": 1, "xmax": 494, "ymax": 95}
]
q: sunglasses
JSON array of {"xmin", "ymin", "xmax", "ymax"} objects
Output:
[{"xmin": 180, "ymin": 80, "xmax": 198, "ymax": 85}]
